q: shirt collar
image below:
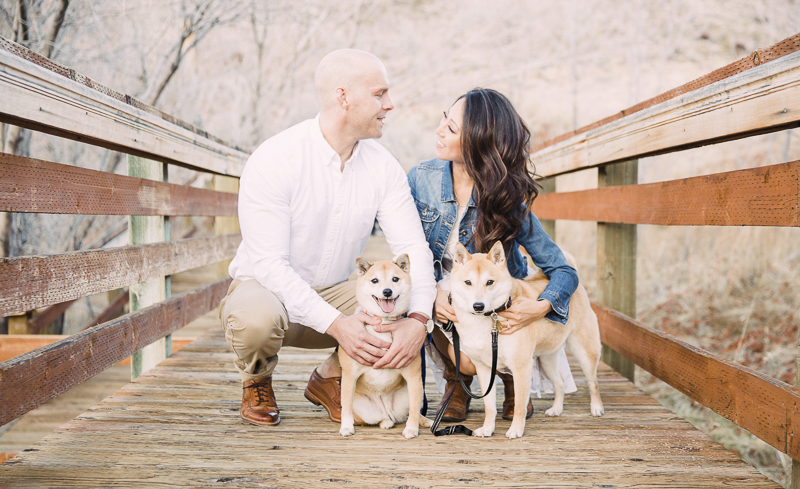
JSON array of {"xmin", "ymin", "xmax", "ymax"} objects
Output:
[
  {"xmin": 442, "ymin": 160, "xmax": 477, "ymax": 207},
  {"xmin": 312, "ymin": 114, "xmax": 361, "ymax": 169}
]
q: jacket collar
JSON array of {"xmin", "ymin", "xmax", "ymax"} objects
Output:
[{"xmin": 442, "ymin": 160, "xmax": 477, "ymax": 207}]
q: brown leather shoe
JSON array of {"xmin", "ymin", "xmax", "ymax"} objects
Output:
[
  {"xmin": 241, "ymin": 374, "xmax": 280, "ymax": 426},
  {"xmin": 499, "ymin": 372, "xmax": 533, "ymax": 420},
  {"xmin": 437, "ymin": 352, "xmax": 472, "ymax": 422},
  {"xmin": 304, "ymin": 369, "xmax": 342, "ymax": 423}
]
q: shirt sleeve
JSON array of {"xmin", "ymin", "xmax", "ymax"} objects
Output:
[
  {"xmin": 237, "ymin": 153, "xmax": 341, "ymax": 334},
  {"xmin": 378, "ymin": 163, "xmax": 436, "ymax": 318}
]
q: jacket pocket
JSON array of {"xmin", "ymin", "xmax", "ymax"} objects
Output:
[{"xmin": 415, "ymin": 200, "xmax": 440, "ymax": 237}]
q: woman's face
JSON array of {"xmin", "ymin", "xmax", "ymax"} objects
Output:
[{"xmin": 435, "ymin": 98, "xmax": 465, "ymax": 163}]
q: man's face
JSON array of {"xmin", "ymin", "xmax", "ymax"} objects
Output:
[{"xmin": 346, "ymin": 67, "xmax": 394, "ymax": 139}]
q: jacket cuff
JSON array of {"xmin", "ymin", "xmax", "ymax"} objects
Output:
[{"xmin": 538, "ymin": 290, "xmax": 569, "ymax": 325}]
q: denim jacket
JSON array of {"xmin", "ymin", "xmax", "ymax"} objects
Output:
[{"xmin": 406, "ymin": 158, "xmax": 579, "ymax": 325}]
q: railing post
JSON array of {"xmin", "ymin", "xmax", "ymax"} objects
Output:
[
  {"xmin": 128, "ymin": 155, "xmax": 167, "ymax": 380},
  {"xmin": 213, "ymin": 175, "xmax": 239, "ymax": 279},
  {"xmin": 793, "ymin": 319, "xmax": 800, "ymax": 489},
  {"xmin": 539, "ymin": 177, "xmax": 556, "ymax": 240},
  {"xmin": 597, "ymin": 160, "xmax": 637, "ymax": 382}
]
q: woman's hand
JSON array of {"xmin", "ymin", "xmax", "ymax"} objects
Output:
[
  {"xmin": 434, "ymin": 284, "xmax": 458, "ymax": 324},
  {"xmin": 497, "ymin": 297, "xmax": 552, "ymax": 335}
]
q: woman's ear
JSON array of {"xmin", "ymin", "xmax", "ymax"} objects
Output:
[
  {"xmin": 356, "ymin": 257, "xmax": 372, "ymax": 276},
  {"xmin": 453, "ymin": 242, "xmax": 471, "ymax": 267},
  {"xmin": 488, "ymin": 241, "xmax": 506, "ymax": 266}
]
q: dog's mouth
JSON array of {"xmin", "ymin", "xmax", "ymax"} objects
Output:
[{"xmin": 372, "ymin": 296, "xmax": 398, "ymax": 314}]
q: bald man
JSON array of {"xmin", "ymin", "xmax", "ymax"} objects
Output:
[{"xmin": 221, "ymin": 50, "xmax": 436, "ymax": 426}]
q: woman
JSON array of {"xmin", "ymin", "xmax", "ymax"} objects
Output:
[{"xmin": 407, "ymin": 88, "xmax": 579, "ymax": 422}]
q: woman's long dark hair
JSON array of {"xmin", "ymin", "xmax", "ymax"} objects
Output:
[{"xmin": 458, "ymin": 88, "xmax": 540, "ymax": 254}]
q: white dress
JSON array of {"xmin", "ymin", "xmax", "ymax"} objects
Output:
[{"xmin": 426, "ymin": 204, "xmax": 577, "ymax": 398}]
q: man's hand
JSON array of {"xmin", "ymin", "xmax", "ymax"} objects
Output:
[
  {"xmin": 326, "ymin": 313, "xmax": 390, "ymax": 366},
  {"xmin": 434, "ymin": 284, "xmax": 457, "ymax": 324},
  {"xmin": 497, "ymin": 297, "xmax": 552, "ymax": 335},
  {"xmin": 371, "ymin": 317, "xmax": 427, "ymax": 369}
]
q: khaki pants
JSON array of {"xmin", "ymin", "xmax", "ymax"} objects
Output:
[{"xmin": 219, "ymin": 278, "xmax": 358, "ymax": 382}]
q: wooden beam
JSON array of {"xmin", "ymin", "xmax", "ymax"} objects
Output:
[
  {"xmin": 597, "ymin": 160, "xmax": 637, "ymax": 382},
  {"xmin": 533, "ymin": 50, "xmax": 800, "ymax": 178},
  {"xmin": 537, "ymin": 177, "xmax": 556, "ymax": 240},
  {"xmin": 0, "ymin": 153, "xmax": 238, "ymax": 216},
  {"xmin": 0, "ymin": 277, "xmax": 230, "ymax": 426},
  {"xmin": 532, "ymin": 160, "xmax": 800, "ymax": 226},
  {"xmin": 28, "ymin": 299, "xmax": 76, "ymax": 334},
  {"xmin": 83, "ymin": 289, "xmax": 129, "ymax": 330},
  {"xmin": 0, "ymin": 233, "xmax": 241, "ymax": 317},
  {"xmin": 0, "ymin": 334, "xmax": 196, "ymax": 364},
  {"xmin": 593, "ymin": 301, "xmax": 800, "ymax": 461},
  {"xmin": 0, "ymin": 38, "xmax": 247, "ymax": 176}
]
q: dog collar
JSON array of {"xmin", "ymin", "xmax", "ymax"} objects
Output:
[
  {"xmin": 446, "ymin": 293, "xmax": 512, "ymax": 316},
  {"xmin": 365, "ymin": 312, "xmax": 404, "ymax": 325}
]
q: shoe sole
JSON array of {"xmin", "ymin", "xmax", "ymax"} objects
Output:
[
  {"xmin": 241, "ymin": 414, "xmax": 281, "ymax": 426},
  {"xmin": 304, "ymin": 390, "xmax": 341, "ymax": 423}
]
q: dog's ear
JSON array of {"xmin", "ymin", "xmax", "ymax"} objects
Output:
[
  {"xmin": 393, "ymin": 254, "xmax": 410, "ymax": 273},
  {"xmin": 488, "ymin": 241, "xmax": 506, "ymax": 266},
  {"xmin": 355, "ymin": 257, "xmax": 373, "ymax": 276},
  {"xmin": 453, "ymin": 242, "xmax": 471, "ymax": 267}
]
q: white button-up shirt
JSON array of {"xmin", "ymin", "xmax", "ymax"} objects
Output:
[{"xmin": 229, "ymin": 116, "xmax": 436, "ymax": 333}]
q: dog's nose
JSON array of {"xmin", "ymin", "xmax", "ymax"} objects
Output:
[
  {"xmin": 473, "ymin": 302, "xmax": 485, "ymax": 312},
  {"xmin": 382, "ymin": 288, "xmax": 393, "ymax": 298}
]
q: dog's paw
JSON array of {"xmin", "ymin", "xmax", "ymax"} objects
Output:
[
  {"xmin": 591, "ymin": 403, "xmax": 604, "ymax": 417},
  {"xmin": 339, "ymin": 424, "xmax": 355, "ymax": 437},
  {"xmin": 472, "ymin": 426, "xmax": 494, "ymax": 438},
  {"xmin": 544, "ymin": 405, "xmax": 563, "ymax": 417},
  {"xmin": 418, "ymin": 416, "xmax": 432, "ymax": 428},
  {"xmin": 402, "ymin": 425, "xmax": 419, "ymax": 439},
  {"xmin": 379, "ymin": 419, "xmax": 394, "ymax": 430},
  {"xmin": 505, "ymin": 425, "xmax": 525, "ymax": 439}
]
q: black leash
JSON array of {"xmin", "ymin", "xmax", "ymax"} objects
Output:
[{"xmin": 430, "ymin": 295, "xmax": 510, "ymax": 436}]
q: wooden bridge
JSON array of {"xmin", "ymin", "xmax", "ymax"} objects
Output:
[{"xmin": 0, "ymin": 31, "xmax": 799, "ymax": 488}]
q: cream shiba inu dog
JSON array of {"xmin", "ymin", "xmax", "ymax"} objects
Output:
[
  {"xmin": 338, "ymin": 254, "xmax": 432, "ymax": 439},
  {"xmin": 450, "ymin": 241, "xmax": 603, "ymax": 439}
]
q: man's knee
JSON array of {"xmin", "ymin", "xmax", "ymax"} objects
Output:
[{"xmin": 221, "ymin": 280, "xmax": 288, "ymax": 358}]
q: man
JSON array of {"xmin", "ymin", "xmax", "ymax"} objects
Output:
[{"xmin": 220, "ymin": 49, "xmax": 436, "ymax": 426}]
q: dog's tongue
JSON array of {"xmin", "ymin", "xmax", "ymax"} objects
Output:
[{"xmin": 379, "ymin": 298, "xmax": 395, "ymax": 314}]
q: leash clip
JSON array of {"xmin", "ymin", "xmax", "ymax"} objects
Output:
[{"xmin": 490, "ymin": 312, "xmax": 500, "ymax": 333}]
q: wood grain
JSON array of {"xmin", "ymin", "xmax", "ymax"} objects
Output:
[
  {"xmin": 0, "ymin": 153, "xmax": 238, "ymax": 216},
  {"xmin": 0, "ymin": 39, "xmax": 247, "ymax": 177},
  {"xmin": 532, "ymin": 161, "xmax": 800, "ymax": 226},
  {"xmin": 0, "ymin": 327, "xmax": 776, "ymax": 487},
  {"xmin": 0, "ymin": 278, "xmax": 230, "ymax": 426},
  {"xmin": 594, "ymin": 301, "xmax": 800, "ymax": 461},
  {"xmin": 532, "ymin": 51, "xmax": 800, "ymax": 178},
  {"xmin": 0, "ymin": 335, "xmax": 196, "ymax": 364},
  {"xmin": 0, "ymin": 234, "xmax": 240, "ymax": 317}
]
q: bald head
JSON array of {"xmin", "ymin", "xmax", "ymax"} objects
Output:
[{"xmin": 314, "ymin": 49, "xmax": 387, "ymax": 110}]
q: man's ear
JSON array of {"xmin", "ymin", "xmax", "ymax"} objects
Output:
[
  {"xmin": 453, "ymin": 242, "xmax": 471, "ymax": 267},
  {"xmin": 488, "ymin": 241, "xmax": 506, "ymax": 266},
  {"xmin": 356, "ymin": 257, "xmax": 372, "ymax": 276},
  {"xmin": 336, "ymin": 87, "xmax": 348, "ymax": 108},
  {"xmin": 394, "ymin": 254, "xmax": 410, "ymax": 273}
]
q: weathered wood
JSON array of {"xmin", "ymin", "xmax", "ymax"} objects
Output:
[
  {"xmin": 213, "ymin": 175, "xmax": 239, "ymax": 279},
  {"xmin": 537, "ymin": 177, "xmax": 556, "ymax": 240},
  {"xmin": 594, "ymin": 301, "xmax": 800, "ymax": 463},
  {"xmin": 532, "ymin": 160, "xmax": 800, "ymax": 226},
  {"xmin": 28, "ymin": 299, "xmax": 76, "ymax": 334},
  {"xmin": 535, "ymin": 32, "xmax": 800, "ymax": 152},
  {"xmin": 0, "ymin": 153, "xmax": 238, "ymax": 216},
  {"xmin": 0, "ymin": 335, "xmax": 196, "ymax": 364},
  {"xmin": 128, "ymin": 156, "xmax": 167, "ymax": 380},
  {"xmin": 0, "ymin": 277, "xmax": 231, "ymax": 426},
  {"xmin": 533, "ymin": 50, "xmax": 800, "ymax": 178},
  {"xmin": 597, "ymin": 160, "xmax": 637, "ymax": 382},
  {"xmin": 0, "ymin": 326, "xmax": 777, "ymax": 487},
  {"xmin": 0, "ymin": 38, "xmax": 247, "ymax": 176},
  {"xmin": 0, "ymin": 234, "xmax": 240, "ymax": 317},
  {"xmin": 84, "ymin": 290, "xmax": 129, "ymax": 330},
  {"xmin": 6, "ymin": 314, "xmax": 28, "ymax": 335}
]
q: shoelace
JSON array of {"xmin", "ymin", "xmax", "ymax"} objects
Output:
[{"xmin": 249, "ymin": 379, "xmax": 272, "ymax": 404}]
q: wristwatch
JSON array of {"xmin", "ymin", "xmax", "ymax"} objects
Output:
[{"xmin": 407, "ymin": 312, "xmax": 434, "ymax": 334}]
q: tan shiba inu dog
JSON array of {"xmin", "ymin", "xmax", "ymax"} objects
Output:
[
  {"xmin": 449, "ymin": 241, "xmax": 603, "ymax": 439},
  {"xmin": 338, "ymin": 254, "xmax": 432, "ymax": 439}
]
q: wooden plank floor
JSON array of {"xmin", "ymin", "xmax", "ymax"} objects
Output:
[{"xmin": 0, "ymin": 326, "xmax": 777, "ymax": 488}]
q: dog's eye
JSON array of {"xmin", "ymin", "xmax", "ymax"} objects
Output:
[
  {"xmin": 465, "ymin": 280, "xmax": 472, "ymax": 286},
  {"xmin": 486, "ymin": 280, "xmax": 494, "ymax": 286},
  {"xmin": 371, "ymin": 278, "xmax": 379, "ymax": 284},
  {"xmin": 392, "ymin": 276, "xmax": 399, "ymax": 283}
]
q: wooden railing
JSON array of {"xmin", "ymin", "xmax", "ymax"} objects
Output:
[
  {"xmin": 0, "ymin": 37, "xmax": 246, "ymax": 426},
  {"xmin": 530, "ymin": 31, "xmax": 800, "ymax": 479}
]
